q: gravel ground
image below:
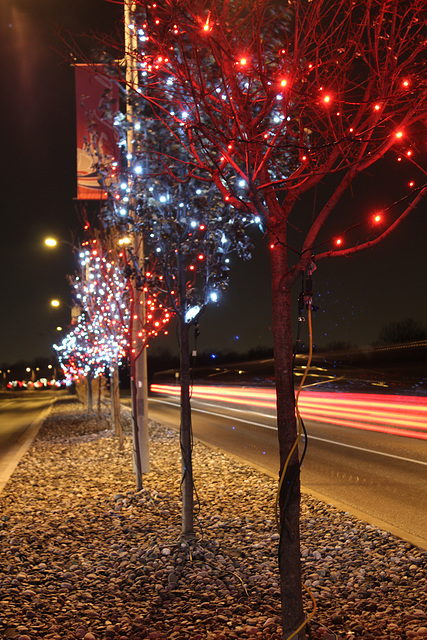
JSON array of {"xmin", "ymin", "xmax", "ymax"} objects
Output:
[{"xmin": 0, "ymin": 396, "xmax": 426, "ymax": 640}]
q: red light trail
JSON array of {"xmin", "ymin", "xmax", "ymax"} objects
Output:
[{"xmin": 150, "ymin": 384, "xmax": 427, "ymax": 440}]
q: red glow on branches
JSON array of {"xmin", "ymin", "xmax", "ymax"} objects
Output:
[
  {"xmin": 202, "ymin": 11, "xmax": 212, "ymax": 32},
  {"xmin": 335, "ymin": 238, "xmax": 342, "ymax": 246}
]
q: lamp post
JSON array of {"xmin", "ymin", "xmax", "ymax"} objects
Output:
[
  {"xmin": 25, "ymin": 367, "xmax": 36, "ymax": 383},
  {"xmin": 44, "ymin": 237, "xmax": 74, "ymax": 249},
  {"xmin": 0, "ymin": 369, "xmax": 10, "ymax": 390},
  {"xmin": 124, "ymin": 1, "xmax": 150, "ymax": 486}
]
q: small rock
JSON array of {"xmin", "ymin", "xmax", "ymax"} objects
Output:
[{"xmin": 331, "ymin": 614, "xmax": 344, "ymax": 625}]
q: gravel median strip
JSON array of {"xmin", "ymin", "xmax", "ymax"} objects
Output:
[{"xmin": 0, "ymin": 397, "xmax": 426, "ymax": 640}]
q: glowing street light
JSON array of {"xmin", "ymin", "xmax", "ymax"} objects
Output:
[
  {"xmin": 50, "ymin": 299, "xmax": 60, "ymax": 307},
  {"xmin": 43, "ymin": 236, "xmax": 74, "ymax": 250}
]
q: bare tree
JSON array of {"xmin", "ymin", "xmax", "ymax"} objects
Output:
[
  {"xmin": 101, "ymin": 106, "xmax": 252, "ymax": 535},
  {"xmin": 93, "ymin": 1, "xmax": 426, "ymax": 636},
  {"xmin": 376, "ymin": 318, "xmax": 427, "ymax": 345}
]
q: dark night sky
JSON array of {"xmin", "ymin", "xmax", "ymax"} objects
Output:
[{"xmin": 0, "ymin": 0, "xmax": 426, "ymax": 368}]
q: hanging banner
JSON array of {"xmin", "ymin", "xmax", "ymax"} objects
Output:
[{"xmin": 75, "ymin": 64, "xmax": 119, "ymax": 200}]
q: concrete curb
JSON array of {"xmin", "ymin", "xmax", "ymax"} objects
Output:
[{"xmin": 0, "ymin": 402, "xmax": 54, "ymax": 495}]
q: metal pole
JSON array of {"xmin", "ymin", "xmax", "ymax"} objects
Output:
[{"xmin": 125, "ymin": 2, "xmax": 150, "ymax": 482}]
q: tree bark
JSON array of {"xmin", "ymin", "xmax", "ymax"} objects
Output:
[
  {"xmin": 86, "ymin": 370, "xmax": 93, "ymax": 413},
  {"xmin": 269, "ymin": 232, "xmax": 306, "ymax": 640},
  {"xmin": 130, "ymin": 354, "xmax": 143, "ymax": 491},
  {"xmin": 111, "ymin": 365, "xmax": 123, "ymax": 450},
  {"xmin": 97, "ymin": 375, "xmax": 102, "ymax": 414},
  {"xmin": 179, "ymin": 316, "xmax": 194, "ymax": 538}
]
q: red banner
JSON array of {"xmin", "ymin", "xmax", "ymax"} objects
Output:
[{"xmin": 75, "ymin": 64, "xmax": 119, "ymax": 200}]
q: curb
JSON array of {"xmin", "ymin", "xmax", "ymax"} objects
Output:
[{"xmin": 0, "ymin": 402, "xmax": 54, "ymax": 495}]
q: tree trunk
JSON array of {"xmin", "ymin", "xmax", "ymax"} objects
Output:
[
  {"xmin": 270, "ymin": 234, "xmax": 306, "ymax": 640},
  {"xmin": 86, "ymin": 370, "xmax": 93, "ymax": 413},
  {"xmin": 130, "ymin": 350, "xmax": 150, "ymax": 491},
  {"xmin": 110, "ymin": 369, "xmax": 117, "ymax": 433},
  {"xmin": 179, "ymin": 316, "xmax": 194, "ymax": 537},
  {"xmin": 97, "ymin": 375, "xmax": 102, "ymax": 414},
  {"xmin": 111, "ymin": 365, "xmax": 123, "ymax": 450}
]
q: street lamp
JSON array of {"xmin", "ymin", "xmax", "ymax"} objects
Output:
[
  {"xmin": 44, "ymin": 237, "xmax": 74, "ymax": 249},
  {"xmin": 0, "ymin": 369, "xmax": 11, "ymax": 390},
  {"xmin": 26, "ymin": 367, "xmax": 36, "ymax": 383}
]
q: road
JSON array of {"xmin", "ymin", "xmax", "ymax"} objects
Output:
[
  {"xmin": 0, "ymin": 391, "xmax": 56, "ymax": 493},
  {"xmin": 147, "ymin": 388, "xmax": 427, "ymax": 549}
]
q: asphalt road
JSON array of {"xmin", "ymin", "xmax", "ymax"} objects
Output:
[
  {"xmin": 147, "ymin": 394, "xmax": 427, "ymax": 549},
  {"xmin": 0, "ymin": 391, "xmax": 56, "ymax": 493}
]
